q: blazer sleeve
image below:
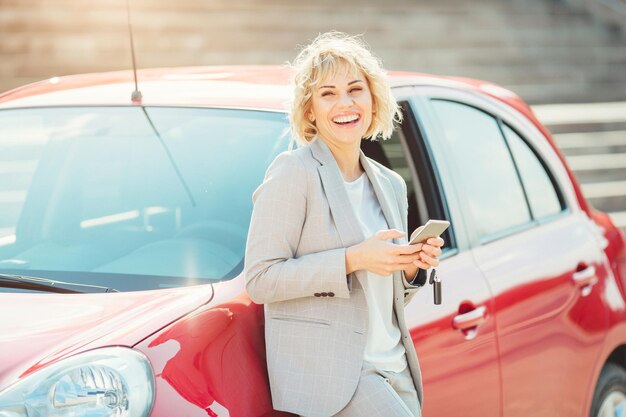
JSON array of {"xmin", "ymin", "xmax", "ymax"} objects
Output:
[
  {"xmin": 395, "ymin": 174, "xmax": 427, "ymax": 306},
  {"xmin": 244, "ymin": 151, "xmax": 351, "ymax": 304}
]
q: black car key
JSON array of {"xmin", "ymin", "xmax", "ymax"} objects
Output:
[{"xmin": 429, "ymin": 268, "xmax": 441, "ymax": 305}]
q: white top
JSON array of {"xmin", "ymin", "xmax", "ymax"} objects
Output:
[{"xmin": 343, "ymin": 172, "xmax": 407, "ymax": 372}]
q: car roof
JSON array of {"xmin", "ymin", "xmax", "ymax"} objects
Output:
[
  {"xmin": 0, "ymin": 64, "xmax": 585, "ymax": 217},
  {"xmin": 0, "ymin": 65, "xmax": 530, "ymax": 114}
]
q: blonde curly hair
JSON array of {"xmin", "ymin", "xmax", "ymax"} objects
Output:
[{"xmin": 287, "ymin": 31, "xmax": 403, "ymax": 146}]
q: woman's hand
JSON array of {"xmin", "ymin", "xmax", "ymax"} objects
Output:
[
  {"xmin": 413, "ymin": 236, "xmax": 444, "ymax": 268},
  {"xmin": 345, "ymin": 229, "xmax": 444, "ymax": 276},
  {"xmin": 401, "ymin": 235, "xmax": 445, "ymax": 280}
]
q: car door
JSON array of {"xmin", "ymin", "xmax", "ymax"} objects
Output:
[
  {"xmin": 422, "ymin": 89, "xmax": 610, "ymax": 417},
  {"xmin": 361, "ymin": 88, "xmax": 501, "ymax": 417}
]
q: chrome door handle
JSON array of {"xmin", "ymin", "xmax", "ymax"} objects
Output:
[
  {"xmin": 572, "ymin": 265, "xmax": 596, "ymax": 286},
  {"xmin": 452, "ymin": 305, "xmax": 487, "ymax": 330},
  {"xmin": 571, "ymin": 265, "xmax": 597, "ymax": 296}
]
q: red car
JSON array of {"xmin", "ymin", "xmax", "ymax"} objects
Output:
[{"xmin": 0, "ymin": 66, "xmax": 624, "ymax": 417}]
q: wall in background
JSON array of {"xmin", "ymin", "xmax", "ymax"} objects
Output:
[{"xmin": 0, "ymin": 0, "xmax": 625, "ymax": 104}]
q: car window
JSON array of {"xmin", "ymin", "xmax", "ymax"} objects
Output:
[
  {"xmin": 430, "ymin": 99, "xmax": 531, "ymax": 241},
  {"xmin": 361, "ymin": 126, "xmax": 421, "ymax": 222},
  {"xmin": 501, "ymin": 124, "xmax": 564, "ymax": 219},
  {"xmin": 0, "ymin": 106, "xmax": 289, "ymax": 291},
  {"xmin": 361, "ymin": 130, "xmax": 417, "ymax": 219},
  {"xmin": 380, "ymin": 131, "xmax": 416, "ymax": 197},
  {"xmin": 360, "ymin": 110, "xmax": 456, "ymax": 253}
]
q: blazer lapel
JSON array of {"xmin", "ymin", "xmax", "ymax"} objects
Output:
[
  {"xmin": 309, "ymin": 136, "xmax": 365, "ymax": 248},
  {"xmin": 356, "ymin": 145, "xmax": 407, "ymax": 307},
  {"xmin": 308, "ymin": 136, "xmax": 407, "ymax": 299},
  {"xmin": 358, "ymin": 150, "xmax": 403, "ymax": 245},
  {"xmin": 308, "ymin": 136, "xmax": 403, "ymax": 246}
]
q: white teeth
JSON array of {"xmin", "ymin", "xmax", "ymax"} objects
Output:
[{"xmin": 333, "ymin": 114, "xmax": 359, "ymax": 123}]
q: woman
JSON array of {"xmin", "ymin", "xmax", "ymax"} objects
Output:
[{"xmin": 244, "ymin": 31, "xmax": 444, "ymax": 417}]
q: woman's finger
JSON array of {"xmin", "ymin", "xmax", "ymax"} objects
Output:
[
  {"xmin": 419, "ymin": 251, "xmax": 440, "ymax": 267},
  {"xmin": 426, "ymin": 237, "xmax": 445, "ymax": 247},
  {"xmin": 385, "ymin": 259, "xmax": 431, "ymax": 272},
  {"xmin": 422, "ymin": 244, "xmax": 442, "ymax": 258},
  {"xmin": 395, "ymin": 253, "xmax": 422, "ymax": 264},
  {"xmin": 413, "ymin": 260, "xmax": 430, "ymax": 270},
  {"xmin": 396, "ymin": 243, "xmax": 423, "ymax": 254}
]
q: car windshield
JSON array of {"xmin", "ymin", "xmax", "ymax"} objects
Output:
[{"xmin": 0, "ymin": 106, "xmax": 290, "ymax": 291}]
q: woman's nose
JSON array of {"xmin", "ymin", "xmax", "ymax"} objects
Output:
[{"xmin": 338, "ymin": 92, "xmax": 355, "ymax": 107}]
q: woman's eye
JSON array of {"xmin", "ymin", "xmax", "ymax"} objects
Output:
[{"xmin": 320, "ymin": 87, "xmax": 360, "ymax": 97}]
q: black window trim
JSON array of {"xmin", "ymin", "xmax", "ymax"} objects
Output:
[
  {"xmin": 399, "ymin": 100, "xmax": 459, "ymax": 259},
  {"xmin": 497, "ymin": 120, "xmax": 569, "ymax": 218},
  {"xmin": 390, "ymin": 93, "xmax": 463, "ymax": 257}
]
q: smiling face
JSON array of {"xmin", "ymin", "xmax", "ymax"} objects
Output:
[{"xmin": 308, "ymin": 64, "xmax": 374, "ymax": 148}]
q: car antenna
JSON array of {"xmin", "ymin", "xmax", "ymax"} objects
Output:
[{"xmin": 126, "ymin": 0, "xmax": 142, "ymax": 103}]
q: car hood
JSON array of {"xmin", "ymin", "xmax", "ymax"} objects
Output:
[{"xmin": 0, "ymin": 282, "xmax": 217, "ymax": 391}]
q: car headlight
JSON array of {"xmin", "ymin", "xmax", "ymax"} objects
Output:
[{"xmin": 0, "ymin": 346, "xmax": 155, "ymax": 417}]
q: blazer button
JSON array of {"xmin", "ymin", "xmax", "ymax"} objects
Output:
[
  {"xmin": 321, "ymin": 292, "xmax": 328, "ymax": 297},
  {"xmin": 314, "ymin": 293, "xmax": 321, "ymax": 297},
  {"xmin": 328, "ymin": 292, "xmax": 335, "ymax": 297}
]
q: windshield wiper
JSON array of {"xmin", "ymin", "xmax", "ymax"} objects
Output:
[{"xmin": 0, "ymin": 273, "xmax": 119, "ymax": 294}]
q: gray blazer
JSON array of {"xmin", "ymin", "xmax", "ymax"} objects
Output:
[{"xmin": 244, "ymin": 136, "xmax": 425, "ymax": 417}]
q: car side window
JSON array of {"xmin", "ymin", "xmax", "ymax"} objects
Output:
[
  {"xmin": 361, "ymin": 130, "xmax": 418, "ymax": 228},
  {"xmin": 430, "ymin": 99, "xmax": 531, "ymax": 241},
  {"xmin": 501, "ymin": 124, "xmax": 564, "ymax": 219},
  {"xmin": 361, "ymin": 106, "xmax": 456, "ymax": 253}
]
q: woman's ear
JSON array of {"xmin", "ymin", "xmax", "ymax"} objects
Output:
[{"xmin": 308, "ymin": 111, "xmax": 315, "ymax": 122}]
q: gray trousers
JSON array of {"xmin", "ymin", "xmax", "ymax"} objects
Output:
[{"xmin": 331, "ymin": 360, "xmax": 421, "ymax": 417}]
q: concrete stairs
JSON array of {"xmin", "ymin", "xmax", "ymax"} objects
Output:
[
  {"xmin": 1, "ymin": 0, "xmax": 625, "ymax": 104},
  {"xmin": 533, "ymin": 102, "xmax": 626, "ymax": 235}
]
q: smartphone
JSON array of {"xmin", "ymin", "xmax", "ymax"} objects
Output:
[{"xmin": 409, "ymin": 219, "xmax": 450, "ymax": 245}]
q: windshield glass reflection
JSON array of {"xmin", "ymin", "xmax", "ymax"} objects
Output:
[{"xmin": 0, "ymin": 106, "xmax": 289, "ymax": 291}]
